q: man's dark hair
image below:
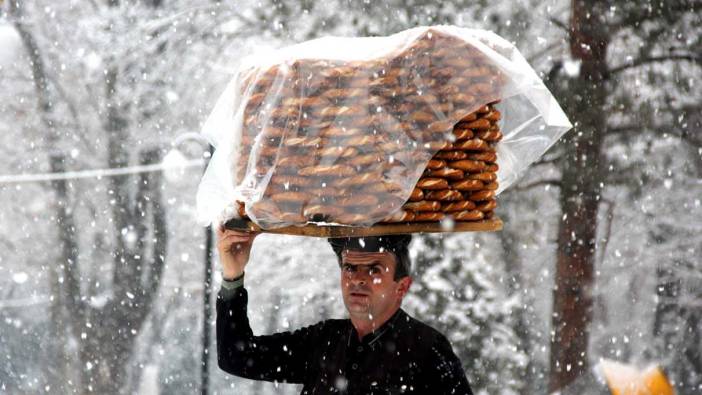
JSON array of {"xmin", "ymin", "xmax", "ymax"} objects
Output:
[{"xmin": 327, "ymin": 234, "xmax": 412, "ymax": 280}]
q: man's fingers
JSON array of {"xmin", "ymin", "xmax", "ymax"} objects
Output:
[
  {"xmin": 218, "ymin": 230, "xmax": 254, "ymax": 240},
  {"xmin": 219, "ymin": 232, "xmax": 252, "ymax": 239},
  {"xmin": 219, "ymin": 229, "xmax": 247, "ymax": 237},
  {"xmin": 219, "ymin": 234, "xmax": 256, "ymax": 245},
  {"xmin": 215, "ymin": 225, "xmax": 260, "ymax": 255},
  {"xmin": 218, "ymin": 228, "xmax": 259, "ymax": 237},
  {"xmin": 217, "ymin": 230, "xmax": 258, "ymax": 254}
]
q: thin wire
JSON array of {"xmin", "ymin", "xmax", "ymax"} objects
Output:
[
  {"xmin": 0, "ymin": 158, "xmax": 205, "ymax": 184},
  {"xmin": 0, "ymin": 295, "xmax": 50, "ymax": 309}
]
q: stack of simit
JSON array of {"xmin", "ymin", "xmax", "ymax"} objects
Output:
[
  {"xmin": 387, "ymin": 103, "xmax": 501, "ymax": 223},
  {"xmin": 232, "ymin": 29, "xmax": 505, "ymax": 227}
]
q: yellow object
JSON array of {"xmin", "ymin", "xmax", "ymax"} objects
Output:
[{"xmin": 599, "ymin": 359, "xmax": 674, "ymax": 395}]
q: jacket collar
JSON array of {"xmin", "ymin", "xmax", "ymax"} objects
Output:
[{"xmin": 348, "ymin": 308, "xmax": 406, "ymax": 347}]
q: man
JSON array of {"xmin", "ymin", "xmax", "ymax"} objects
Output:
[{"xmin": 216, "ymin": 226, "xmax": 474, "ymax": 394}]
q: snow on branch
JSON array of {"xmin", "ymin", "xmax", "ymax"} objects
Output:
[{"xmin": 607, "ymin": 54, "xmax": 702, "ymax": 77}]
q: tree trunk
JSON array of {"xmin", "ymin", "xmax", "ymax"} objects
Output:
[
  {"xmin": 8, "ymin": 12, "xmax": 169, "ymax": 385},
  {"xmin": 9, "ymin": 1, "xmax": 82, "ymax": 390},
  {"xmin": 49, "ymin": 153, "xmax": 85, "ymax": 391},
  {"xmin": 548, "ymin": 0, "xmax": 609, "ymax": 391},
  {"xmin": 78, "ymin": 147, "xmax": 167, "ymax": 394}
]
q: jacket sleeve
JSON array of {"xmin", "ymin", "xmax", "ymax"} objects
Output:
[
  {"xmin": 423, "ymin": 334, "xmax": 474, "ymax": 395},
  {"xmin": 216, "ymin": 287, "xmax": 322, "ymax": 384}
]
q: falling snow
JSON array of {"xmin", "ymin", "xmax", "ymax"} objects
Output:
[{"xmin": 1, "ymin": 1, "xmax": 701, "ymax": 395}]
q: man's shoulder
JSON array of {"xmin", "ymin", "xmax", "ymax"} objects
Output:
[
  {"xmin": 319, "ymin": 317, "xmax": 350, "ymax": 328},
  {"xmin": 398, "ymin": 310, "xmax": 441, "ymax": 333},
  {"xmin": 307, "ymin": 317, "xmax": 350, "ymax": 336},
  {"xmin": 395, "ymin": 310, "xmax": 448, "ymax": 345}
]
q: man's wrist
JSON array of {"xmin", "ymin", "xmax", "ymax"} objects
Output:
[
  {"xmin": 222, "ymin": 271, "xmax": 244, "ymax": 281},
  {"xmin": 221, "ymin": 271, "xmax": 245, "ymax": 291}
]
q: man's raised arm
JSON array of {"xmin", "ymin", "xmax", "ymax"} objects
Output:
[{"xmin": 215, "ymin": 227, "xmax": 319, "ymax": 384}]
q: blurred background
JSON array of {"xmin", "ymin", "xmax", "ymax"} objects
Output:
[{"xmin": 0, "ymin": 1, "xmax": 700, "ymax": 394}]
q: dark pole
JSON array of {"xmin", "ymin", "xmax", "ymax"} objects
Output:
[{"xmin": 201, "ymin": 145, "xmax": 214, "ymax": 395}]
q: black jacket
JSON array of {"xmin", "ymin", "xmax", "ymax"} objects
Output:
[{"xmin": 216, "ymin": 287, "xmax": 473, "ymax": 394}]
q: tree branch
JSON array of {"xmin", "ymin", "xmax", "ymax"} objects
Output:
[
  {"xmin": 543, "ymin": 60, "xmax": 563, "ymax": 89},
  {"xmin": 511, "ymin": 179, "xmax": 562, "ymax": 192},
  {"xmin": 10, "ymin": 2, "xmax": 56, "ymax": 143},
  {"xmin": 133, "ymin": 149, "xmax": 153, "ymax": 257},
  {"xmin": 611, "ymin": 103, "xmax": 702, "ymax": 148},
  {"xmin": 612, "ymin": 2, "xmax": 702, "ymax": 32},
  {"xmin": 105, "ymin": 66, "xmax": 131, "ymax": 291},
  {"xmin": 532, "ymin": 154, "xmax": 563, "ymax": 166},
  {"xmin": 548, "ymin": 17, "xmax": 569, "ymax": 33},
  {"xmin": 144, "ymin": 155, "xmax": 167, "ymax": 307},
  {"xmin": 50, "ymin": 154, "xmax": 87, "ymax": 334},
  {"xmin": 527, "ymin": 41, "xmax": 564, "ymax": 64},
  {"xmin": 597, "ymin": 198, "xmax": 616, "ymax": 266},
  {"xmin": 607, "ymin": 54, "xmax": 702, "ymax": 77},
  {"xmin": 605, "ymin": 124, "xmax": 642, "ymax": 136},
  {"xmin": 131, "ymin": 149, "xmax": 168, "ymax": 325},
  {"xmin": 604, "ymin": 162, "xmax": 646, "ymax": 185},
  {"xmin": 44, "ymin": 73, "xmax": 96, "ymax": 156}
]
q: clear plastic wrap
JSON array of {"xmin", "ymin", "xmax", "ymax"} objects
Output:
[{"xmin": 196, "ymin": 26, "xmax": 572, "ymax": 229}]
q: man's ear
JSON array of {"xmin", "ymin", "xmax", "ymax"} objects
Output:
[{"xmin": 396, "ymin": 277, "xmax": 412, "ymax": 298}]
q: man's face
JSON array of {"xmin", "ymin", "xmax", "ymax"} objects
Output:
[{"xmin": 340, "ymin": 250, "xmax": 412, "ymax": 321}]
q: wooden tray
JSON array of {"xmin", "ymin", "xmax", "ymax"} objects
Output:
[{"xmin": 223, "ymin": 217, "xmax": 502, "ymax": 238}]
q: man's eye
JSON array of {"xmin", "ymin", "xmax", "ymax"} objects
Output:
[
  {"xmin": 342, "ymin": 265, "xmax": 355, "ymax": 273},
  {"xmin": 369, "ymin": 266, "xmax": 382, "ymax": 275}
]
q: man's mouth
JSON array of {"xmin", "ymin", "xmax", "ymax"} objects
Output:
[{"xmin": 350, "ymin": 291, "xmax": 369, "ymax": 297}]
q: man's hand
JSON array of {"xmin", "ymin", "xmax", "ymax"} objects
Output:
[{"xmin": 216, "ymin": 225, "xmax": 260, "ymax": 280}]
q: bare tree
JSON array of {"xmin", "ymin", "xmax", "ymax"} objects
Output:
[
  {"xmin": 9, "ymin": 1, "xmax": 167, "ymax": 393},
  {"xmin": 543, "ymin": 0, "xmax": 702, "ymax": 391},
  {"xmin": 8, "ymin": 0, "xmax": 75, "ymax": 389}
]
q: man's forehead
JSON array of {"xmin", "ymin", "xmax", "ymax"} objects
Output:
[{"xmin": 342, "ymin": 250, "xmax": 395, "ymax": 263}]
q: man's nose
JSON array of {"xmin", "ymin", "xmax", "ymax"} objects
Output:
[{"xmin": 349, "ymin": 269, "xmax": 370, "ymax": 284}]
